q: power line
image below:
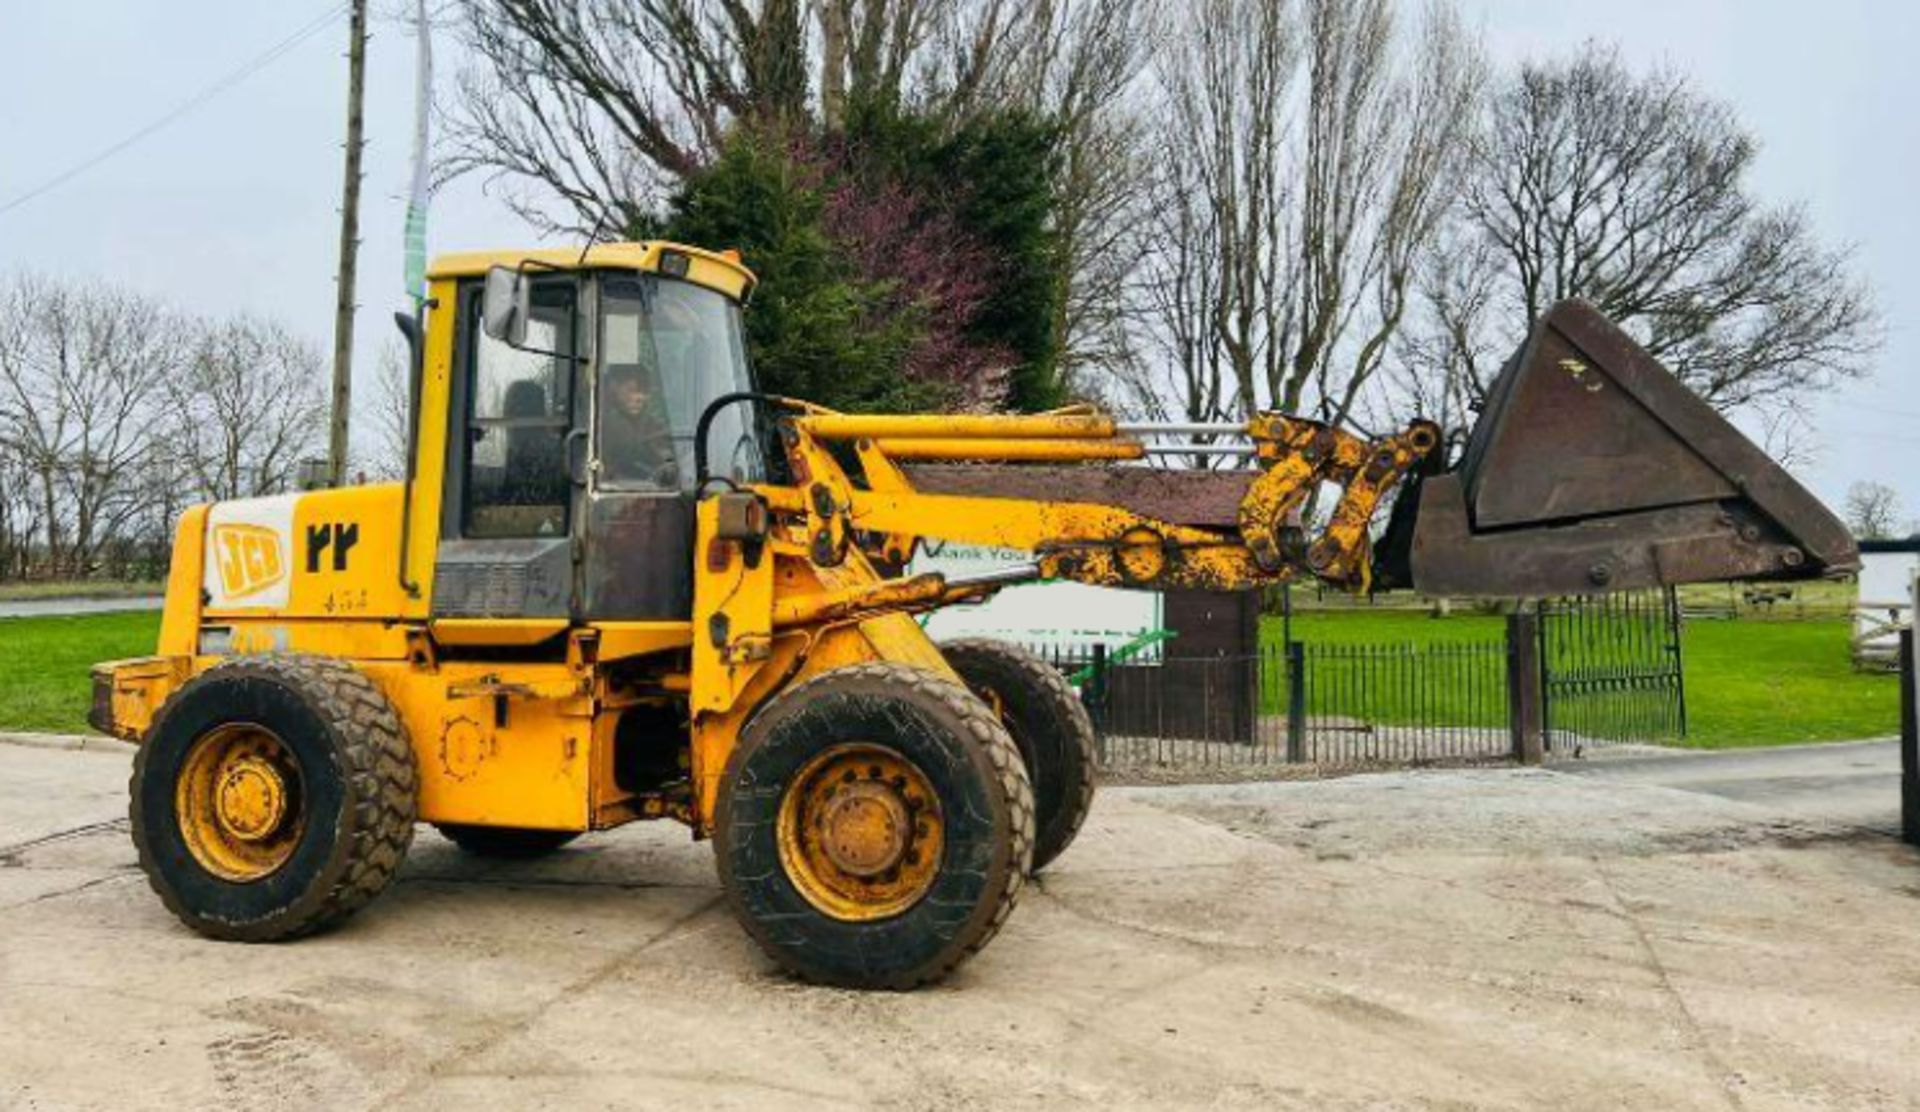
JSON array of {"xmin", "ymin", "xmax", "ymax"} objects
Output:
[{"xmin": 0, "ymin": 3, "xmax": 350, "ymax": 219}]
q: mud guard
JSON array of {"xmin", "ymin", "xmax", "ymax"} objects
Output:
[{"xmin": 1381, "ymin": 300, "xmax": 1857, "ymax": 597}]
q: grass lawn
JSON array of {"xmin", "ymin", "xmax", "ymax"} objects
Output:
[
  {"xmin": 1679, "ymin": 619, "xmax": 1898, "ymax": 747},
  {"xmin": 1259, "ymin": 610, "xmax": 1900, "ymax": 748},
  {"xmin": 0, "ymin": 610, "xmax": 160, "ymax": 734}
]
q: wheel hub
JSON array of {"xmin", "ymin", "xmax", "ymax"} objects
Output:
[
  {"xmin": 817, "ymin": 782, "xmax": 912, "ymax": 877},
  {"xmin": 216, "ymin": 756, "xmax": 289, "ymax": 842},
  {"xmin": 176, "ymin": 724, "xmax": 304, "ymax": 882},
  {"xmin": 776, "ymin": 743, "xmax": 944, "ymax": 922}
]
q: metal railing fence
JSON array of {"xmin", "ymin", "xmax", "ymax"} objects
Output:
[{"xmin": 1012, "ymin": 588, "xmax": 1686, "ymax": 775}]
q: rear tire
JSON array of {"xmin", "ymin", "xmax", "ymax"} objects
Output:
[
  {"xmin": 715, "ymin": 662, "xmax": 1033, "ymax": 990},
  {"xmin": 941, "ymin": 639, "xmax": 1097, "ymax": 872},
  {"xmin": 434, "ymin": 824, "xmax": 580, "ymax": 858},
  {"xmin": 130, "ymin": 655, "xmax": 417, "ymax": 942}
]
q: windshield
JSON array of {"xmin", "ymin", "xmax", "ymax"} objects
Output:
[{"xmin": 598, "ymin": 275, "xmax": 761, "ymax": 490}]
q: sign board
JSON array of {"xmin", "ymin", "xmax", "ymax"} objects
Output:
[
  {"xmin": 1856, "ymin": 541, "xmax": 1920, "ymax": 661},
  {"xmin": 911, "ymin": 541, "xmax": 1163, "ymax": 656}
]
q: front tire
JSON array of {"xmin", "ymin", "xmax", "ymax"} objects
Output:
[
  {"xmin": 715, "ymin": 662, "xmax": 1033, "ymax": 990},
  {"xmin": 130, "ymin": 655, "xmax": 417, "ymax": 942},
  {"xmin": 941, "ymin": 639, "xmax": 1097, "ymax": 872}
]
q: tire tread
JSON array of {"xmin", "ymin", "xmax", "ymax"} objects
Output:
[
  {"xmin": 131, "ymin": 654, "xmax": 417, "ymax": 941},
  {"xmin": 717, "ymin": 660, "xmax": 1033, "ymax": 989},
  {"xmin": 941, "ymin": 638, "xmax": 1096, "ymax": 871}
]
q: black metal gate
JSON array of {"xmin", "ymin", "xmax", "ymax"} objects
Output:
[
  {"xmin": 1538, "ymin": 588, "xmax": 1686, "ymax": 753},
  {"xmin": 1024, "ymin": 587, "xmax": 1688, "ymax": 776}
]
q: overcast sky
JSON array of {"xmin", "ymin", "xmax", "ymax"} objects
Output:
[{"xmin": 2, "ymin": 1, "xmax": 1914, "ymax": 521}]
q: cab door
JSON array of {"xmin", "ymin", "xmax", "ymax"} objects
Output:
[
  {"xmin": 580, "ymin": 274, "xmax": 761, "ymax": 620},
  {"xmin": 431, "ymin": 275, "xmax": 583, "ymax": 619}
]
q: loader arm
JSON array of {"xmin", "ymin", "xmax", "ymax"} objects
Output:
[{"xmin": 753, "ymin": 405, "xmax": 1441, "ymax": 595}]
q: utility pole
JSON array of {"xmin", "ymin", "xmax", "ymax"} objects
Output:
[{"xmin": 327, "ymin": 0, "xmax": 368, "ymax": 488}]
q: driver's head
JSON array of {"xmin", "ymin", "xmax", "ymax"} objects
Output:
[{"xmin": 607, "ymin": 363, "xmax": 654, "ymax": 419}]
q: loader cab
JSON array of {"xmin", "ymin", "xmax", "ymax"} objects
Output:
[{"xmin": 428, "ymin": 244, "xmax": 761, "ymax": 623}]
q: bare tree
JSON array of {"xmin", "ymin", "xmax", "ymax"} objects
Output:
[
  {"xmin": 450, "ymin": 7, "xmax": 1140, "ymax": 206},
  {"xmin": 0, "ymin": 274, "xmax": 336, "ymax": 583},
  {"xmin": 949, "ymin": 0, "xmax": 1155, "ymax": 394},
  {"xmin": 0, "ymin": 442, "xmax": 45, "ymax": 579},
  {"xmin": 0, "ymin": 275, "xmax": 179, "ymax": 578},
  {"xmin": 446, "ymin": 0, "xmax": 827, "ymax": 237},
  {"xmin": 163, "ymin": 317, "xmax": 329, "ymax": 503},
  {"xmin": 358, "ymin": 341, "xmax": 414, "ymax": 481},
  {"xmin": 1413, "ymin": 45, "xmax": 1878, "ymax": 431},
  {"xmin": 1124, "ymin": 0, "xmax": 1482, "ymax": 434},
  {"xmin": 1844, "ymin": 481, "xmax": 1904, "ymax": 541}
]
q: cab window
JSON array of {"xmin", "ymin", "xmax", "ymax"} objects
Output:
[
  {"xmin": 462, "ymin": 279, "xmax": 578, "ymax": 537},
  {"xmin": 598, "ymin": 275, "xmax": 762, "ymax": 491}
]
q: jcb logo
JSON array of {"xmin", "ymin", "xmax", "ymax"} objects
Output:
[{"xmin": 212, "ymin": 524, "xmax": 287, "ymax": 601}]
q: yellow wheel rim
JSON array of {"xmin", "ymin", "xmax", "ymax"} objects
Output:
[
  {"xmin": 776, "ymin": 743, "xmax": 944, "ymax": 922},
  {"xmin": 176, "ymin": 724, "xmax": 304, "ymax": 882}
]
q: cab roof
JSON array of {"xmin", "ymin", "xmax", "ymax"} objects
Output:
[{"xmin": 426, "ymin": 241, "xmax": 755, "ymax": 301}]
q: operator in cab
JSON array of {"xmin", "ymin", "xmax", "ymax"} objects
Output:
[{"xmin": 601, "ymin": 360, "xmax": 678, "ymax": 487}]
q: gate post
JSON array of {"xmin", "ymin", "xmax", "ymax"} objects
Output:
[
  {"xmin": 1087, "ymin": 642, "xmax": 1109, "ymax": 736},
  {"xmin": 1285, "ymin": 640, "xmax": 1306, "ymax": 763},
  {"xmin": 1666, "ymin": 586, "xmax": 1689, "ymax": 739},
  {"xmin": 1900, "ymin": 626, "xmax": 1917, "ymax": 848},
  {"xmin": 1507, "ymin": 610, "xmax": 1545, "ymax": 765}
]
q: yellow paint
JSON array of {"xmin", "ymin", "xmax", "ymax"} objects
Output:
[
  {"xmin": 433, "ymin": 619, "xmax": 569, "ymax": 647},
  {"xmin": 844, "ymin": 489, "xmax": 1233, "ymax": 562},
  {"xmin": 197, "ymin": 483, "xmax": 416, "ymax": 622},
  {"xmin": 799, "ymin": 412, "xmax": 1115, "ymax": 441},
  {"xmin": 357, "ymin": 660, "xmax": 599, "ymax": 830},
  {"xmin": 158, "ymin": 506, "xmax": 207, "ymax": 657},
  {"xmin": 590, "ymin": 622, "xmax": 694, "ymax": 662},
  {"xmin": 770, "ymin": 571, "xmax": 949, "ymax": 628},
  {"xmin": 426, "ymin": 240, "xmax": 755, "ymax": 302},
  {"xmin": 210, "ymin": 619, "xmax": 416, "ymax": 660},
  {"xmin": 93, "ymin": 655, "xmax": 189, "ymax": 741},
  {"xmin": 689, "ymin": 498, "xmax": 777, "ymax": 717}
]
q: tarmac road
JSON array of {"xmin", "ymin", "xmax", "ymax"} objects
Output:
[
  {"xmin": 1560, "ymin": 738, "xmax": 1902, "ymax": 835},
  {"xmin": 0, "ymin": 596, "xmax": 163, "ymax": 619},
  {"xmin": 2, "ymin": 738, "xmax": 1916, "ymax": 1110}
]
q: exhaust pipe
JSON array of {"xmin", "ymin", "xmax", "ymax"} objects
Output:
[{"xmin": 1377, "ymin": 300, "xmax": 1858, "ymax": 597}]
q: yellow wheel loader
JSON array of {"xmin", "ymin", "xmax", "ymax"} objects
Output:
[{"xmin": 91, "ymin": 242, "xmax": 1855, "ymax": 989}]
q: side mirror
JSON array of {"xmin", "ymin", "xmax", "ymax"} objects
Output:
[{"xmin": 482, "ymin": 265, "xmax": 530, "ymax": 346}]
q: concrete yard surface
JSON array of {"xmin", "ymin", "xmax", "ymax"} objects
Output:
[{"xmin": 2, "ymin": 741, "xmax": 1917, "ymax": 1110}]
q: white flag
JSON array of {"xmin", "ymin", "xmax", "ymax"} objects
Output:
[{"xmin": 402, "ymin": 0, "xmax": 431, "ymax": 307}]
